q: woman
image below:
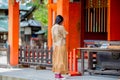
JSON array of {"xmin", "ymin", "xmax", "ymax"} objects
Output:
[{"xmin": 51, "ymin": 15, "xmax": 68, "ymax": 79}]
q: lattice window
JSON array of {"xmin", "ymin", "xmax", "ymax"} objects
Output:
[{"xmin": 85, "ymin": 0, "xmax": 108, "ymax": 32}]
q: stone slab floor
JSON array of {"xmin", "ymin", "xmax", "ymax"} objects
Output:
[{"xmin": 0, "ymin": 68, "xmax": 119, "ymax": 80}]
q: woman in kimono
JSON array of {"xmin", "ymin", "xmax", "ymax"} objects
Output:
[{"xmin": 51, "ymin": 15, "xmax": 68, "ymax": 79}]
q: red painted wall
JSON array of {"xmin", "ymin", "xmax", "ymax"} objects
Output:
[
  {"xmin": 108, "ymin": 0, "xmax": 120, "ymax": 40},
  {"xmin": 69, "ymin": 3, "xmax": 81, "ymax": 51},
  {"xmin": 85, "ymin": 32, "xmax": 107, "ymax": 40}
]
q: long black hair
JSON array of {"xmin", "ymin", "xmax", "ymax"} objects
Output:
[{"xmin": 54, "ymin": 15, "xmax": 64, "ymax": 24}]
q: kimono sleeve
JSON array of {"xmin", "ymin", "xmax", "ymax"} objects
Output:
[{"xmin": 61, "ymin": 26, "xmax": 68, "ymax": 38}]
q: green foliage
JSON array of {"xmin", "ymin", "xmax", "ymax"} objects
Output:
[
  {"xmin": 31, "ymin": 0, "xmax": 48, "ymax": 39},
  {"xmin": 33, "ymin": 0, "xmax": 48, "ymax": 27}
]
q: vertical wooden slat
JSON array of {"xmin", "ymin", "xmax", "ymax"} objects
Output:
[
  {"xmin": 104, "ymin": 7, "xmax": 106, "ymax": 32},
  {"xmin": 103, "ymin": 7, "xmax": 105, "ymax": 32},
  {"xmin": 26, "ymin": 47, "xmax": 29, "ymax": 63},
  {"xmin": 27, "ymin": 48, "xmax": 31, "ymax": 63},
  {"xmin": 93, "ymin": 8, "xmax": 96, "ymax": 32},
  {"xmin": 19, "ymin": 46, "xmax": 22, "ymax": 63},
  {"xmin": 101, "ymin": 8, "xmax": 104, "ymax": 32},
  {"xmin": 41, "ymin": 46, "xmax": 44, "ymax": 64},
  {"xmin": 36, "ymin": 47, "xmax": 39, "ymax": 63},
  {"xmin": 85, "ymin": 9, "xmax": 88, "ymax": 32},
  {"xmin": 69, "ymin": 51, "xmax": 73, "ymax": 71},
  {"xmin": 39, "ymin": 48, "xmax": 41, "ymax": 63},
  {"xmin": 105, "ymin": 7, "xmax": 107, "ymax": 32},
  {"xmin": 88, "ymin": 8, "xmax": 90, "ymax": 32},
  {"xmin": 24, "ymin": 47, "xmax": 26, "ymax": 62},
  {"xmin": 45, "ymin": 47, "xmax": 48, "ymax": 64},
  {"xmin": 43, "ymin": 48, "xmax": 46, "ymax": 63},
  {"xmin": 50, "ymin": 47, "xmax": 53, "ymax": 64},
  {"xmin": 31, "ymin": 48, "xmax": 34, "ymax": 62},
  {"xmin": 7, "ymin": 45, "xmax": 10, "ymax": 65},
  {"xmin": 90, "ymin": 8, "xmax": 93, "ymax": 32},
  {"xmin": 92, "ymin": 0, "xmax": 96, "ymax": 32},
  {"xmin": 86, "ymin": 0, "xmax": 90, "ymax": 32},
  {"xmin": 99, "ymin": 7, "xmax": 102, "ymax": 32},
  {"xmin": 86, "ymin": 0, "xmax": 89, "ymax": 32},
  {"xmin": 96, "ymin": 8, "xmax": 98, "ymax": 32},
  {"xmin": 90, "ymin": 0, "xmax": 93, "ymax": 32},
  {"xmin": 98, "ymin": 7, "xmax": 101, "ymax": 32},
  {"xmin": 95, "ymin": 8, "xmax": 97, "ymax": 32}
]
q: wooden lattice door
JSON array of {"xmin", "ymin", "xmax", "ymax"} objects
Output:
[{"xmin": 84, "ymin": 0, "xmax": 108, "ymax": 40}]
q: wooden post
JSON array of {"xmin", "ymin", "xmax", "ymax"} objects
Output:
[
  {"xmin": 8, "ymin": 0, "xmax": 19, "ymax": 66},
  {"xmin": 47, "ymin": 0, "xmax": 53, "ymax": 48},
  {"xmin": 108, "ymin": 0, "xmax": 120, "ymax": 40},
  {"xmin": 69, "ymin": 49, "xmax": 81, "ymax": 76},
  {"xmin": 69, "ymin": 51, "xmax": 73, "ymax": 72},
  {"xmin": 73, "ymin": 49, "xmax": 78, "ymax": 72},
  {"xmin": 57, "ymin": 0, "xmax": 69, "ymax": 52}
]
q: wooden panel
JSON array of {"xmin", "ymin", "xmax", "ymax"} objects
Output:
[
  {"xmin": 108, "ymin": 0, "xmax": 120, "ymax": 40},
  {"xmin": 85, "ymin": 32, "xmax": 107, "ymax": 40},
  {"xmin": 69, "ymin": 3, "xmax": 81, "ymax": 51}
]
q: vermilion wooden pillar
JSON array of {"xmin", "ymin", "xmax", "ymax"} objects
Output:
[
  {"xmin": 57, "ymin": 0, "xmax": 69, "ymax": 51},
  {"xmin": 69, "ymin": 3, "xmax": 81, "ymax": 51},
  {"xmin": 48, "ymin": 0, "xmax": 53, "ymax": 48},
  {"xmin": 48, "ymin": 0, "xmax": 57, "ymax": 48},
  {"xmin": 8, "ymin": 0, "xmax": 19, "ymax": 66},
  {"xmin": 108, "ymin": 0, "xmax": 120, "ymax": 40}
]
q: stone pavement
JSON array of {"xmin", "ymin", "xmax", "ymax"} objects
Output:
[{"xmin": 0, "ymin": 68, "xmax": 119, "ymax": 80}]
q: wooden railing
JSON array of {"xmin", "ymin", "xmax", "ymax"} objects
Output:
[
  {"xmin": 1, "ymin": 45, "xmax": 80, "ymax": 76},
  {"xmin": 19, "ymin": 46, "xmax": 53, "ymax": 67},
  {"xmin": 18, "ymin": 46, "xmax": 81, "ymax": 76}
]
